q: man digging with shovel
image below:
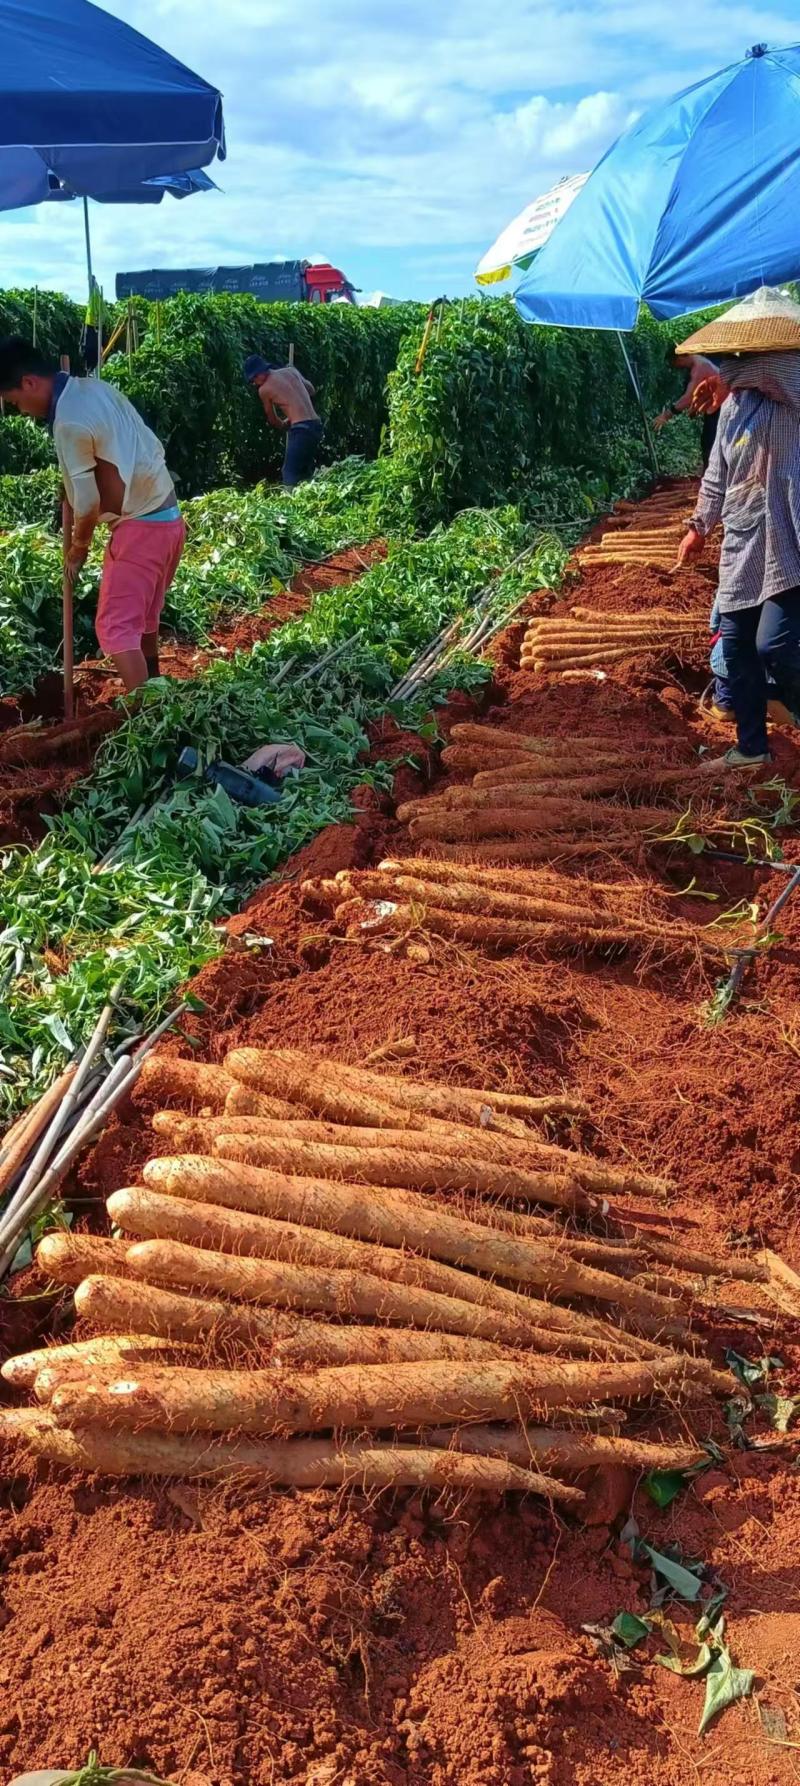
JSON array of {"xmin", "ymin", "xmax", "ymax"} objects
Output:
[{"xmin": 0, "ymin": 336, "xmax": 185, "ymax": 693}]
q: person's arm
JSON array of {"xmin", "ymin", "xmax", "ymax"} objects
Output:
[
  {"xmin": 676, "ymin": 423, "xmax": 728, "ymax": 566},
  {"xmin": 301, "ymin": 375, "xmax": 316, "ymax": 398},
  {"xmin": 54, "ymin": 420, "xmax": 101, "ymax": 577},
  {"xmin": 259, "ymin": 387, "xmax": 290, "ymax": 430}
]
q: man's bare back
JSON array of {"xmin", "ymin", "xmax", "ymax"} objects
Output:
[{"xmin": 257, "ymin": 365, "xmax": 320, "ymax": 427}]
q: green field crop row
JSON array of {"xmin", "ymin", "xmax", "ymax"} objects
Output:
[
  {"xmin": 0, "ymin": 503, "xmax": 552, "ymax": 1115},
  {"xmin": 0, "ymin": 459, "xmax": 386, "ymax": 698}
]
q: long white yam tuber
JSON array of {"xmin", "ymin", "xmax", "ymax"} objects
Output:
[
  {"xmin": 136, "ymin": 1056, "xmax": 232, "ymax": 1111},
  {"xmin": 1, "ymin": 1411, "xmax": 582, "ymax": 1503},
  {"xmin": 423, "ymin": 1423, "xmax": 707, "ymax": 1474},
  {"xmin": 122, "ymin": 1235, "xmax": 554, "ymax": 1345},
  {"xmin": 73, "ymin": 1274, "xmax": 514, "ymax": 1366},
  {"xmin": 50, "ymin": 1354, "xmax": 721, "ymax": 1437},
  {"xmin": 223, "ymin": 1048, "xmax": 418, "ymax": 1131},
  {"xmin": 212, "ymin": 1132, "xmax": 597, "ymax": 1218},
  {"xmin": 36, "ymin": 1231, "xmax": 134, "ymax": 1285},
  {"xmin": 144, "ymin": 1155, "xmax": 679, "ymax": 1333},
  {"xmin": 110, "ymin": 1186, "xmax": 648, "ymax": 1362},
  {"xmin": 1, "ymin": 1333, "xmax": 177, "ymax": 1392}
]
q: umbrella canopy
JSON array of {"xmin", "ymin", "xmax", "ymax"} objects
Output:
[
  {"xmin": 515, "ymin": 42, "xmax": 800, "ymax": 331},
  {"xmin": 0, "ymin": 0, "xmax": 225, "ymax": 210},
  {"xmin": 475, "ymin": 174, "xmax": 588, "ymax": 286}
]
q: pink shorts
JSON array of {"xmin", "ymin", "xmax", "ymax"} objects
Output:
[{"xmin": 96, "ymin": 516, "xmax": 186, "ymax": 655}]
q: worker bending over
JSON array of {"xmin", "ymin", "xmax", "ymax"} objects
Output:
[
  {"xmin": 676, "ymin": 289, "xmax": 800, "ymax": 769},
  {"xmin": 0, "ymin": 336, "xmax": 184, "ymax": 692},
  {"xmin": 244, "ymin": 355, "xmax": 324, "ymax": 486}
]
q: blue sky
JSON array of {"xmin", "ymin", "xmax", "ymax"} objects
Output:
[{"xmin": 2, "ymin": 0, "xmax": 800, "ymax": 303}]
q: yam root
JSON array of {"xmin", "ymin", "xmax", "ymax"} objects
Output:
[
  {"xmin": 2, "ymin": 1412, "xmax": 582, "ymax": 1503},
  {"xmin": 73, "ymin": 1274, "xmax": 514, "ymax": 1366},
  {"xmin": 122, "ymin": 1235, "xmax": 558, "ymax": 1345},
  {"xmin": 36, "ymin": 1231, "xmax": 134, "ymax": 1285},
  {"xmin": 142, "ymin": 1157, "xmax": 643, "ymax": 1348},
  {"xmin": 1, "ymin": 1333, "xmax": 177, "ymax": 1392},
  {"xmin": 224, "ymin": 1047, "xmax": 419, "ymax": 1131},
  {"xmin": 108, "ymin": 1184, "xmax": 606, "ymax": 1355},
  {"xmin": 423, "ymin": 1423, "xmax": 707, "ymax": 1475},
  {"xmin": 136, "ymin": 1056, "xmax": 232, "ymax": 1111},
  {"xmin": 212, "ymin": 1131, "xmax": 596, "ymax": 1217},
  {"xmin": 49, "ymin": 1354, "xmax": 721, "ymax": 1438}
]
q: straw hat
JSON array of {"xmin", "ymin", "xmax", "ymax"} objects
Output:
[{"xmin": 676, "ymin": 285, "xmax": 800, "ymax": 356}]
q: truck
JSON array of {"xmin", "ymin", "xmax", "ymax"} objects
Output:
[{"xmin": 115, "ymin": 259, "xmax": 357, "ymax": 304}]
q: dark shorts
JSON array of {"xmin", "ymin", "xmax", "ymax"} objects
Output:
[{"xmin": 283, "ymin": 419, "xmax": 324, "ymax": 487}]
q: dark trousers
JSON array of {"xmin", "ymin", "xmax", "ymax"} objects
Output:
[
  {"xmin": 282, "ymin": 419, "xmax": 323, "ymax": 487},
  {"xmin": 701, "ymin": 411, "xmax": 718, "ymax": 472},
  {"xmin": 718, "ymin": 587, "xmax": 800, "ymax": 755}
]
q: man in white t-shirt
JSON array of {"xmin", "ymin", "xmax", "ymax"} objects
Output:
[{"xmin": 0, "ymin": 336, "xmax": 185, "ymax": 691}]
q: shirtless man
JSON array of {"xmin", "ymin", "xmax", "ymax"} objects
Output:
[{"xmin": 244, "ymin": 355, "xmax": 324, "ymax": 486}]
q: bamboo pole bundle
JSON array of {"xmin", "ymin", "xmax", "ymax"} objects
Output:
[
  {"xmin": 73, "ymin": 1274, "xmax": 516, "ymax": 1365},
  {"xmin": 47, "ymin": 1353, "xmax": 724, "ymax": 1438},
  {"xmin": 0, "ymin": 1410, "xmax": 582, "ymax": 1502}
]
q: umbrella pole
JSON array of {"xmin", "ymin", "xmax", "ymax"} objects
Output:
[
  {"xmin": 616, "ymin": 330, "xmax": 659, "ymax": 481},
  {"xmin": 59, "ymin": 351, "xmax": 75, "ymax": 721}
]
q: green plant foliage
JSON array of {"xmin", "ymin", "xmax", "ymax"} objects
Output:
[
  {"xmin": 0, "ymin": 466, "xmax": 60, "ymax": 527},
  {"xmin": 385, "ymin": 297, "xmax": 704, "ymax": 529},
  {"xmin": 0, "ymin": 462, "xmax": 386, "ymax": 694},
  {"xmin": 0, "ymin": 504, "xmax": 543, "ymax": 1112},
  {"xmin": 106, "ymin": 293, "xmax": 423, "ymax": 496}
]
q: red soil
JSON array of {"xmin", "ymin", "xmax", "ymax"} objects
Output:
[{"xmin": 2, "ymin": 488, "xmax": 800, "ymax": 1784}]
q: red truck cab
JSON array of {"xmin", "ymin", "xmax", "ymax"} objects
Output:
[{"xmin": 303, "ymin": 263, "xmax": 356, "ymax": 303}]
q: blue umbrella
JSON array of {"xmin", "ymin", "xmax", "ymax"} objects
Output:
[
  {"xmin": 0, "ymin": 0, "xmax": 225, "ymax": 208},
  {"xmin": 516, "ymin": 42, "xmax": 800, "ymax": 331}
]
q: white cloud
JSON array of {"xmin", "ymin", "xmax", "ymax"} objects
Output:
[{"xmin": 1, "ymin": 0, "xmax": 797, "ymax": 299}]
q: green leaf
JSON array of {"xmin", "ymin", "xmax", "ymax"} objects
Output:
[
  {"xmin": 757, "ymin": 1391, "xmax": 798, "ymax": 1432},
  {"xmin": 645, "ymin": 1469, "xmax": 689, "ymax": 1508},
  {"xmin": 698, "ymin": 1644, "xmax": 754, "ymax": 1734},
  {"xmin": 611, "ymin": 1612, "xmax": 650, "ymax": 1649},
  {"xmin": 642, "ymin": 1545, "xmax": 704, "ymax": 1602},
  {"xmin": 725, "ymin": 1349, "xmax": 783, "ymax": 1388},
  {"xmin": 656, "ymin": 1640, "xmax": 713, "ymax": 1678}
]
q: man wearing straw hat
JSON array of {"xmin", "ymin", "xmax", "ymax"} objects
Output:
[{"xmin": 676, "ymin": 287, "xmax": 800, "ymax": 769}]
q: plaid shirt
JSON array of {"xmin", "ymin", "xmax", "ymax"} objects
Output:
[{"xmin": 693, "ymin": 352, "xmax": 800, "ymax": 613}]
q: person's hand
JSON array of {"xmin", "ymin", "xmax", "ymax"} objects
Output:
[
  {"xmin": 675, "ymin": 526, "xmax": 705, "ymax": 569},
  {"xmin": 690, "ymin": 373, "xmax": 729, "ymax": 415},
  {"xmin": 653, "ymin": 409, "xmax": 671, "ymax": 432},
  {"xmin": 65, "ymin": 543, "xmax": 89, "ymax": 583}
]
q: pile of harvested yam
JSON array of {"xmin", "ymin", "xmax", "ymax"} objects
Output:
[
  {"xmin": 521, "ymin": 609, "xmax": 708, "ymax": 675},
  {"xmin": 5, "ymin": 1045, "xmax": 795, "ymax": 1508},
  {"xmin": 305, "ymin": 855, "xmax": 733, "ymax": 965},
  {"xmin": 343, "ymin": 721, "xmax": 735, "ymax": 884}
]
